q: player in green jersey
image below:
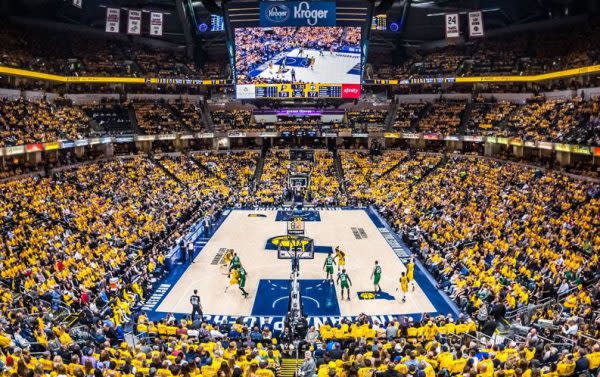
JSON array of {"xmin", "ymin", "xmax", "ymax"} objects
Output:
[
  {"xmin": 336, "ymin": 269, "xmax": 352, "ymax": 300},
  {"xmin": 323, "ymin": 253, "xmax": 336, "ymax": 281},
  {"xmin": 229, "ymin": 252, "xmax": 241, "ymax": 275},
  {"xmin": 238, "ymin": 265, "xmax": 249, "ymax": 298},
  {"xmin": 371, "ymin": 260, "xmax": 382, "ymax": 293}
]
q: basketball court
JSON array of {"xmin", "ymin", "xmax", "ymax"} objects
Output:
[
  {"xmin": 249, "ymin": 48, "xmax": 361, "ymax": 84},
  {"xmin": 143, "ymin": 208, "xmax": 457, "ymax": 328}
]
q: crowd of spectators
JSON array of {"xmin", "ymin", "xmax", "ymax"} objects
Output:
[
  {"xmin": 211, "ymin": 110, "xmax": 253, "ymax": 132},
  {"xmin": 415, "ymin": 101, "xmax": 466, "ymax": 135},
  {"xmin": 0, "ymin": 95, "xmax": 599, "ymax": 148},
  {"xmin": 0, "ymin": 98, "xmax": 89, "ymax": 147},
  {"xmin": 255, "ymin": 150, "xmax": 290, "ymax": 205},
  {"xmin": 371, "ymin": 20, "xmax": 600, "ymax": 80},
  {"xmin": 347, "ymin": 110, "xmax": 387, "ymax": 129},
  {"xmin": 465, "ymin": 99, "xmax": 518, "ymax": 136},
  {"xmin": 393, "ymin": 103, "xmax": 428, "ymax": 131},
  {"xmin": 0, "ymin": 151, "xmax": 263, "ymax": 373},
  {"xmin": 0, "ymin": 147, "xmax": 598, "ymax": 376},
  {"xmin": 340, "ymin": 152, "xmax": 599, "ymax": 343},
  {"xmin": 0, "ymin": 24, "xmax": 215, "ymax": 79},
  {"xmin": 134, "ymin": 102, "xmax": 185, "ymax": 134},
  {"xmin": 306, "ymin": 151, "xmax": 345, "ymax": 206}
]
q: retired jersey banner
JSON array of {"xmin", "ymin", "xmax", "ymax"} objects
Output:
[
  {"xmin": 128, "ymin": 10, "xmax": 142, "ymax": 35},
  {"xmin": 105, "ymin": 8, "xmax": 121, "ymax": 33},
  {"xmin": 445, "ymin": 13, "xmax": 459, "ymax": 39},
  {"xmin": 150, "ymin": 12, "xmax": 163, "ymax": 36},
  {"xmin": 468, "ymin": 11, "xmax": 484, "ymax": 37},
  {"xmin": 73, "ymin": 0, "xmax": 82, "ymax": 8}
]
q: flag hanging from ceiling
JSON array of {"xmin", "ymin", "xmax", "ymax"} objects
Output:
[
  {"xmin": 445, "ymin": 13, "xmax": 460, "ymax": 39},
  {"xmin": 105, "ymin": 8, "xmax": 121, "ymax": 33},
  {"xmin": 150, "ymin": 12, "xmax": 163, "ymax": 36},
  {"xmin": 468, "ymin": 11, "xmax": 484, "ymax": 37},
  {"xmin": 128, "ymin": 10, "xmax": 142, "ymax": 35}
]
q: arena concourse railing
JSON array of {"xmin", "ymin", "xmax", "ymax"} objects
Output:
[
  {"xmin": 1, "ymin": 132, "xmax": 599, "ymax": 159},
  {"xmin": 1, "ymin": 62, "xmax": 600, "ymax": 86}
]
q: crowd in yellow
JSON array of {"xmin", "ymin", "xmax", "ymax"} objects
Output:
[
  {"xmin": 0, "ymin": 148, "xmax": 598, "ymax": 376},
  {"xmin": 0, "ymin": 98, "xmax": 89, "ymax": 147},
  {"xmin": 341, "ymin": 152, "xmax": 598, "ymax": 340}
]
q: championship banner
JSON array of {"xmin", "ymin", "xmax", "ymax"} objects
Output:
[
  {"xmin": 105, "ymin": 8, "xmax": 121, "ymax": 33},
  {"xmin": 260, "ymin": 1, "xmax": 336, "ymax": 27},
  {"xmin": 445, "ymin": 13, "xmax": 459, "ymax": 39},
  {"xmin": 150, "ymin": 12, "xmax": 163, "ymax": 36},
  {"xmin": 73, "ymin": 0, "xmax": 82, "ymax": 8},
  {"xmin": 468, "ymin": 11, "xmax": 484, "ymax": 37},
  {"xmin": 128, "ymin": 10, "xmax": 142, "ymax": 35}
]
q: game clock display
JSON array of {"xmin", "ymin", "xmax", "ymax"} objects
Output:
[{"xmin": 247, "ymin": 83, "xmax": 359, "ymax": 99}]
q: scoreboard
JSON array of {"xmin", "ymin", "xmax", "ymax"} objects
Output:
[{"xmin": 237, "ymin": 83, "xmax": 360, "ymax": 99}]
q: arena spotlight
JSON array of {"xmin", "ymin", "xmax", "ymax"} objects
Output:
[
  {"xmin": 390, "ymin": 22, "xmax": 399, "ymax": 32},
  {"xmin": 198, "ymin": 23, "xmax": 208, "ymax": 32}
]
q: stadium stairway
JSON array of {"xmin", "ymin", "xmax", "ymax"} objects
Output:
[
  {"xmin": 148, "ymin": 155, "xmax": 189, "ymax": 189},
  {"xmin": 378, "ymin": 153, "xmax": 412, "ymax": 179},
  {"xmin": 201, "ymin": 99, "xmax": 214, "ymax": 131},
  {"xmin": 384, "ymin": 100, "xmax": 399, "ymax": 131},
  {"xmin": 409, "ymin": 155, "xmax": 447, "ymax": 188},
  {"xmin": 280, "ymin": 358, "xmax": 301, "ymax": 377},
  {"xmin": 187, "ymin": 153, "xmax": 227, "ymax": 182},
  {"xmin": 458, "ymin": 101, "xmax": 474, "ymax": 134},
  {"xmin": 126, "ymin": 104, "xmax": 145, "ymax": 135},
  {"xmin": 167, "ymin": 103, "xmax": 195, "ymax": 133},
  {"xmin": 251, "ymin": 152, "xmax": 266, "ymax": 193},
  {"xmin": 333, "ymin": 151, "xmax": 347, "ymax": 193},
  {"xmin": 413, "ymin": 103, "xmax": 433, "ymax": 132}
]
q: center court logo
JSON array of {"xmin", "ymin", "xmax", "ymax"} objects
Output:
[{"xmin": 265, "ymin": 4, "xmax": 290, "ymax": 23}]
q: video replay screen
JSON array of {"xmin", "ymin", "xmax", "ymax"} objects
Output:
[{"xmin": 234, "ymin": 26, "xmax": 362, "ymax": 85}]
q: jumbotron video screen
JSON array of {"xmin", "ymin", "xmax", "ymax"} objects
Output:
[{"xmin": 234, "ymin": 26, "xmax": 362, "ymax": 86}]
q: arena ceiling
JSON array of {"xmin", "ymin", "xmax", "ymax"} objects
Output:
[{"xmin": 2, "ymin": 0, "xmax": 599, "ymax": 58}]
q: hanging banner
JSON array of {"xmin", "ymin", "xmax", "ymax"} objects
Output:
[
  {"xmin": 128, "ymin": 10, "xmax": 142, "ymax": 35},
  {"xmin": 468, "ymin": 11, "xmax": 484, "ymax": 37},
  {"xmin": 150, "ymin": 12, "xmax": 163, "ymax": 36},
  {"xmin": 445, "ymin": 14, "xmax": 459, "ymax": 39},
  {"xmin": 73, "ymin": 0, "xmax": 82, "ymax": 8},
  {"xmin": 105, "ymin": 8, "xmax": 121, "ymax": 33}
]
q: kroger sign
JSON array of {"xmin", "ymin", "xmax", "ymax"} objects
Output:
[{"xmin": 260, "ymin": 1, "xmax": 336, "ymax": 27}]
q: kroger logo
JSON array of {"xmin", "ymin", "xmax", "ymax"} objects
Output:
[
  {"xmin": 293, "ymin": 1, "xmax": 329, "ymax": 26},
  {"xmin": 265, "ymin": 4, "xmax": 290, "ymax": 23}
]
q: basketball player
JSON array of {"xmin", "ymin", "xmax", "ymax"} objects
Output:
[
  {"xmin": 223, "ymin": 249, "xmax": 234, "ymax": 265},
  {"xmin": 407, "ymin": 258, "xmax": 416, "ymax": 291},
  {"xmin": 398, "ymin": 272, "xmax": 409, "ymax": 303},
  {"xmin": 337, "ymin": 269, "xmax": 352, "ymax": 301},
  {"xmin": 323, "ymin": 252, "xmax": 336, "ymax": 282},
  {"xmin": 238, "ymin": 265, "xmax": 249, "ymax": 298},
  {"xmin": 225, "ymin": 267, "xmax": 239, "ymax": 293},
  {"xmin": 334, "ymin": 246, "xmax": 346, "ymax": 273},
  {"xmin": 229, "ymin": 252, "xmax": 241, "ymax": 274},
  {"xmin": 371, "ymin": 261, "xmax": 382, "ymax": 293}
]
